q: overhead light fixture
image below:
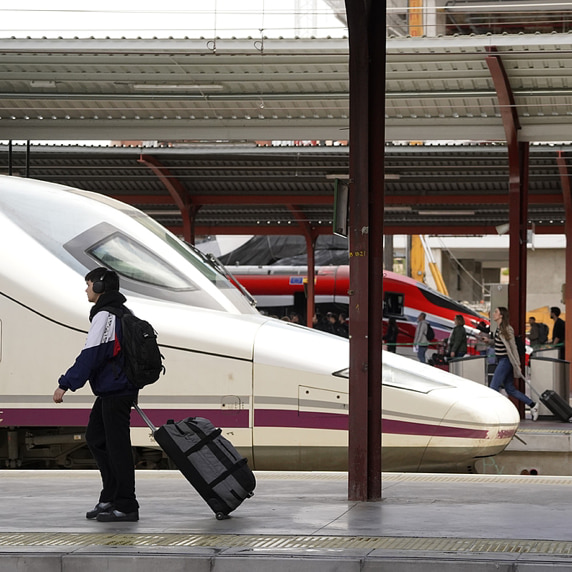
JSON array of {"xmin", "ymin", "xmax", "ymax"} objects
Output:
[
  {"xmin": 145, "ymin": 209, "xmax": 182, "ymax": 216},
  {"xmin": 496, "ymin": 222, "xmax": 510, "ymax": 235},
  {"xmin": 385, "ymin": 206, "xmax": 412, "ymax": 212},
  {"xmin": 30, "ymin": 80, "xmax": 56, "ymax": 88},
  {"xmin": 325, "ymin": 174, "xmax": 349, "ymax": 180},
  {"xmin": 325, "ymin": 173, "xmax": 400, "ymax": 180},
  {"xmin": 418, "ymin": 210, "xmax": 476, "ymax": 216},
  {"xmin": 131, "ymin": 84, "xmax": 224, "ymax": 91}
]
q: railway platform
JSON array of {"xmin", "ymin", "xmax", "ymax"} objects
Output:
[
  {"xmin": 478, "ymin": 418, "xmax": 572, "ymax": 475},
  {"xmin": 2, "ymin": 468, "xmax": 572, "ymax": 572}
]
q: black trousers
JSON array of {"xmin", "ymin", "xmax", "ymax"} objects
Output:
[{"xmin": 85, "ymin": 394, "xmax": 139, "ymax": 513}]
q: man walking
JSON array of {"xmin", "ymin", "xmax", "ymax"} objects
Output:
[{"xmin": 53, "ymin": 268, "xmax": 139, "ymax": 522}]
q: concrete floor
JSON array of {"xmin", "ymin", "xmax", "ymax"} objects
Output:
[{"xmin": 2, "ymin": 469, "xmax": 572, "ymax": 571}]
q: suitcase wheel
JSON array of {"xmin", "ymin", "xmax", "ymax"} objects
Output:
[{"xmin": 216, "ymin": 512, "xmax": 230, "ymax": 520}]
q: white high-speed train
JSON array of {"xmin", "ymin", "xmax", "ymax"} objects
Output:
[{"xmin": 0, "ymin": 175, "xmax": 520, "ymax": 472}]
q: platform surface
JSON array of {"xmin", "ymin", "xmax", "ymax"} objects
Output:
[{"xmin": 2, "ymin": 468, "xmax": 572, "ymax": 572}]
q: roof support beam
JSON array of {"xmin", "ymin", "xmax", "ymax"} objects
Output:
[
  {"xmin": 556, "ymin": 151, "xmax": 572, "ymax": 387},
  {"xmin": 137, "ymin": 154, "xmax": 197, "ymax": 244},
  {"xmin": 287, "ymin": 206, "xmax": 319, "ymax": 328},
  {"xmin": 486, "ymin": 50, "xmax": 528, "ymax": 418},
  {"xmin": 113, "ymin": 192, "xmax": 562, "ymax": 208},
  {"xmin": 112, "ymin": 194, "xmax": 334, "ymax": 206},
  {"xmin": 384, "ymin": 194, "xmax": 562, "ymax": 206},
  {"xmin": 345, "ymin": 0, "xmax": 384, "ymax": 502},
  {"xmin": 164, "ymin": 223, "xmax": 565, "ymax": 237}
]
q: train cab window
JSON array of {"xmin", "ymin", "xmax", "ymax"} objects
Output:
[
  {"xmin": 383, "ymin": 292, "xmax": 404, "ymax": 317},
  {"xmin": 89, "ymin": 233, "xmax": 191, "ymax": 290},
  {"xmin": 64, "ymin": 222, "xmax": 257, "ymax": 313}
]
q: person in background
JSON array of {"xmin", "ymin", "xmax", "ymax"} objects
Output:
[
  {"xmin": 550, "ymin": 306, "xmax": 566, "ymax": 360},
  {"xmin": 490, "ymin": 306, "xmax": 539, "ymax": 421},
  {"xmin": 528, "ymin": 316, "xmax": 540, "ymax": 349},
  {"xmin": 324, "ymin": 312, "xmax": 338, "ymax": 335},
  {"xmin": 383, "ymin": 317, "xmax": 399, "ymax": 353},
  {"xmin": 312, "ymin": 312, "xmax": 329, "ymax": 332},
  {"xmin": 448, "ymin": 314, "xmax": 467, "ymax": 359},
  {"xmin": 413, "ymin": 312, "xmax": 429, "ymax": 363},
  {"xmin": 336, "ymin": 312, "xmax": 349, "ymax": 338}
]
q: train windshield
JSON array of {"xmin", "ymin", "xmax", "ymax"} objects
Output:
[
  {"xmin": 88, "ymin": 232, "xmax": 192, "ymax": 290},
  {"xmin": 0, "ymin": 178, "xmax": 257, "ymax": 314}
]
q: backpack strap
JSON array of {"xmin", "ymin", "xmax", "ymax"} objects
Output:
[
  {"xmin": 101, "ymin": 305, "xmax": 129, "ymax": 318},
  {"xmin": 98, "ymin": 306, "xmax": 126, "ymax": 374}
]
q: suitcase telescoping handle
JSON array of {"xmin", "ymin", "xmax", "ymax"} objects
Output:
[
  {"xmin": 521, "ymin": 375, "xmax": 542, "ymax": 400},
  {"xmin": 133, "ymin": 402, "xmax": 157, "ymax": 433}
]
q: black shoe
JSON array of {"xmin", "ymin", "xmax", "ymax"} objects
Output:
[
  {"xmin": 86, "ymin": 502, "xmax": 113, "ymax": 520},
  {"xmin": 96, "ymin": 509, "xmax": 139, "ymax": 522}
]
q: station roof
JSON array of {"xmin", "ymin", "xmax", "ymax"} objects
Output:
[
  {"xmin": 1, "ymin": 33, "xmax": 572, "ymax": 236},
  {"xmin": 2, "ymin": 34, "xmax": 572, "ymax": 142},
  {"xmin": 1, "ymin": 142, "xmax": 569, "ymax": 236}
]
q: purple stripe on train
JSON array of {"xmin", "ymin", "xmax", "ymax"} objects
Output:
[
  {"xmin": 1, "ymin": 408, "xmax": 249, "ymax": 429},
  {"xmin": 253, "ymin": 409, "xmax": 489, "ymax": 439}
]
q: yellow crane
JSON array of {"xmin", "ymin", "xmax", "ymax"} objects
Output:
[{"xmin": 410, "ymin": 235, "xmax": 449, "ymax": 296}]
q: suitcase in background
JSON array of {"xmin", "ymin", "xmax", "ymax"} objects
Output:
[
  {"xmin": 540, "ymin": 389, "xmax": 572, "ymax": 423},
  {"xmin": 134, "ymin": 404, "xmax": 256, "ymax": 519}
]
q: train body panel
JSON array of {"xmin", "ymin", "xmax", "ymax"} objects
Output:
[{"xmin": 0, "ymin": 175, "xmax": 518, "ymax": 472}]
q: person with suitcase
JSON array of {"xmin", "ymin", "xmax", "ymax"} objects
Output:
[
  {"xmin": 53, "ymin": 268, "xmax": 140, "ymax": 522},
  {"xmin": 489, "ymin": 306, "xmax": 539, "ymax": 421}
]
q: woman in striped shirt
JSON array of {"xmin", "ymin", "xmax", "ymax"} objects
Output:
[{"xmin": 490, "ymin": 306, "xmax": 539, "ymax": 421}]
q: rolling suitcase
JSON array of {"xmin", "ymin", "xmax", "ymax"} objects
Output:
[
  {"xmin": 134, "ymin": 403, "xmax": 256, "ymax": 519},
  {"xmin": 523, "ymin": 378, "xmax": 572, "ymax": 422},
  {"xmin": 539, "ymin": 389, "xmax": 572, "ymax": 422}
]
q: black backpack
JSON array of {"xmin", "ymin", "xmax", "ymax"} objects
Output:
[
  {"xmin": 538, "ymin": 323, "xmax": 549, "ymax": 344},
  {"xmin": 105, "ymin": 306, "xmax": 165, "ymax": 388},
  {"xmin": 426, "ymin": 323, "xmax": 435, "ymax": 342}
]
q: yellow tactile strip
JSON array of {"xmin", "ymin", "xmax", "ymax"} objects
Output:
[
  {"xmin": 380, "ymin": 472, "xmax": 572, "ymax": 485},
  {"xmin": 255, "ymin": 472, "xmax": 572, "ymax": 486},
  {"xmin": 517, "ymin": 428, "xmax": 572, "ymax": 435},
  {"xmin": 0, "ymin": 532, "xmax": 570, "ymax": 554},
  {"xmin": 7, "ymin": 470, "xmax": 572, "ymax": 486}
]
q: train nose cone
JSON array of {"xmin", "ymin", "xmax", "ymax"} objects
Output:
[
  {"xmin": 441, "ymin": 389, "xmax": 520, "ymax": 458},
  {"xmin": 413, "ymin": 373, "xmax": 521, "ymax": 471}
]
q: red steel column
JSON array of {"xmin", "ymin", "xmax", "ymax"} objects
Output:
[
  {"xmin": 509, "ymin": 143, "xmax": 529, "ymax": 417},
  {"xmin": 305, "ymin": 233, "xmax": 317, "ymax": 328},
  {"xmin": 556, "ymin": 152, "xmax": 572, "ymax": 387},
  {"xmin": 288, "ymin": 205, "xmax": 319, "ymax": 327},
  {"xmin": 345, "ymin": 0, "xmax": 385, "ymax": 501},
  {"xmin": 486, "ymin": 52, "xmax": 528, "ymax": 417}
]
